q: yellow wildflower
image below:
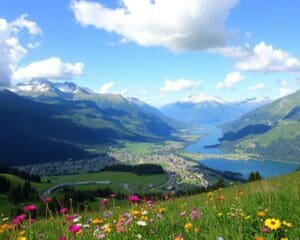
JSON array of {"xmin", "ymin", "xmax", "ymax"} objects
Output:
[
  {"xmin": 133, "ymin": 210, "xmax": 141, "ymax": 216},
  {"xmin": 282, "ymin": 221, "xmax": 292, "ymax": 228},
  {"xmin": 184, "ymin": 222, "xmax": 192, "ymax": 232},
  {"xmin": 17, "ymin": 237, "xmax": 27, "ymax": 240},
  {"xmin": 92, "ymin": 218, "xmax": 103, "ymax": 225},
  {"xmin": 264, "ymin": 218, "xmax": 281, "ymax": 230},
  {"xmin": 159, "ymin": 208, "xmax": 166, "ymax": 213}
]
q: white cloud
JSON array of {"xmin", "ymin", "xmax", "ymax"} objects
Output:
[
  {"xmin": 237, "ymin": 42, "xmax": 300, "ymax": 72},
  {"xmin": 71, "ymin": 0, "xmax": 238, "ymax": 52},
  {"xmin": 160, "ymin": 79, "xmax": 201, "ymax": 93},
  {"xmin": 210, "ymin": 45, "xmax": 251, "ymax": 59},
  {"xmin": 13, "ymin": 57, "xmax": 84, "ymax": 80},
  {"xmin": 12, "ymin": 14, "xmax": 42, "ymax": 35},
  {"xmin": 216, "ymin": 72, "xmax": 245, "ymax": 90},
  {"xmin": 248, "ymin": 83, "xmax": 265, "ymax": 91},
  {"xmin": 214, "ymin": 42, "xmax": 300, "ymax": 73},
  {"xmin": 0, "ymin": 18, "xmax": 27, "ymax": 86},
  {"xmin": 278, "ymin": 80, "xmax": 297, "ymax": 97},
  {"xmin": 99, "ymin": 81, "xmax": 115, "ymax": 94},
  {"xmin": 0, "ymin": 15, "xmax": 41, "ymax": 86}
]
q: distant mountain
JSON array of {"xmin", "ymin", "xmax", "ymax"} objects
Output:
[
  {"xmin": 1, "ymin": 81, "xmax": 178, "ymax": 166},
  {"xmin": 12, "ymin": 78, "xmax": 181, "ymax": 129},
  {"xmin": 220, "ymin": 90, "xmax": 300, "ymax": 163},
  {"xmin": 160, "ymin": 94, "xmax": 271, "ymax": 124}
]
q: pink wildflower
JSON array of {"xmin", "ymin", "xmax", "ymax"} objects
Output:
[
  {"xmin": 69, "ymin": 224, "xmax": 81, "ymax": 233},
  {"xmin": 101, "ymin": 198, "xmax": 108, "ymax": 205},
  {"xmin": 24, "ymin": 204, "xmax": 36, "ymax": 212},
  {"xmin": 43, "ymin": 197, "xmax": 52, "ymax": 204},
  {"xmin": 60, "ymin": 208, "xmax": 68, "ymax": 214},
  {"xmin": 128, "ymin": 195, "xmax": 139, "ymax": 202}
]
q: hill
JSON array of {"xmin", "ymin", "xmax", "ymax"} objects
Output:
[
  {"xmin": 0, "ymin": 88, "xmax": 175, "ymax": 166},
  {"xmin": 220, "ymin": 90, "xmax": 300, "ymax": 163},
  {"xmin": 1, "ymin": 170, "xmax": 299, "ymax": 239}
]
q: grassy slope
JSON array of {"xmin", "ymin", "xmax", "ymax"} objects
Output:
[
  {"xmin": 1, "ymin": 171, "xmax": 299, "ymax": 239},
  {"xmin": 224, "ymin": 90, "xmax": 300, "ymax": 132},
  {"xmin": 237, "ymin": 121, "xmax": 300, "ymax": 148}
]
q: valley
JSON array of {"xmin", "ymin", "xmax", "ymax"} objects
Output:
[{"xmin": 1, "ymin": 79, "xmax": 300, "ymax": 225}]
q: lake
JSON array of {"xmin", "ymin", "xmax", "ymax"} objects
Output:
[{"xmin": 186, "ymin": 124, "xmax": 300, "ymax": 179}]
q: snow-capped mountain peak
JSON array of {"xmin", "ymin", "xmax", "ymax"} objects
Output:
[
  {"xmin": 180, "ymin": 94, "xmax": 227, "ymax": 104},
  {"xmin": 12, "ymin": 78, "xmax": 94, "ymax": 96},
  {"xmin": 13, "ymin": 78, "xmax": 53, "ymax": 93}
]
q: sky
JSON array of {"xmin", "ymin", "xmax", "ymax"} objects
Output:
[{"xmin": 1, "ymin": 0, "xmax": 300, "ymax": 106}]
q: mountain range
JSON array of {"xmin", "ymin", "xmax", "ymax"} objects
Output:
[
  {"xmin": 220, "ymin": 90, "xmax": 300, "ymax": 163},
  {"xmin": 0, "ymin": 79, "xmax": 179, "ymax": 166},
  {"xmin": 2, "ymin": 78, "xmax": 299, "ymax": 166},
  {"xmin": 160, "ymin": 95, "xmax": 271, "ymax": 124}
]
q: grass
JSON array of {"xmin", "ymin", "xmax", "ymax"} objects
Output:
[
  {"xmin": 46, "ymin": 171, "xmax": 167, "ymax": 190},
  {"xmin": 1, "ymin": 171, "xmax": 299, "ymax": 239},
  {"xmin": 111, "ymin": 142, "xmax": 156, "ymax": 155}
]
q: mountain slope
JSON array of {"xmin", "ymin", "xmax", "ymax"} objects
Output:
[
  {"xmin": 0, "ymin": 89, "xmax": 175, "ymax": 166},
  {"xmin": 13, "ymin": 79, "xmax": 180, "ymax": 130},
  {"xmin": 220, "ymin": 90, "xmax": 300, "ymax": 163},
  {"xmin": 161, "ymin": 95, "xmax": 270, "ymax": 124},
  {"xmin": 223, "ymin": 90, "xmax": 300, "ymax": 132}
]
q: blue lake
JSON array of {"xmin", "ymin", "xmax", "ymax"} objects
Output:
[
  {"xmin": 200, "ymin": 158, "xmax": 299, "ymax": 179},
  {"xmin": 186, "ymin": 124, "xmax": 300, "ymax": 179}
]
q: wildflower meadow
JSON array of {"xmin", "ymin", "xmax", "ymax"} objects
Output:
[{"xmin": 0, "ymin": 171, "xmax": 299, "ymax": 240}]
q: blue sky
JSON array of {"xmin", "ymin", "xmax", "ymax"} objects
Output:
[{"xmin": 1, "ymin": 0, "xmax": 300, "ymax": 106}]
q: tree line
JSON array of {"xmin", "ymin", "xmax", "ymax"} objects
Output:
[
  {"xmin": 101, "ymin": 164, "xmax": 165, "ymax": 175},
  {"xmin": 0, "ymin": 164, "xmax": 41, "ymax": 182},
  {"xmin": 0, "ymin": 175, "xmax": 39, "ymax": 204}
]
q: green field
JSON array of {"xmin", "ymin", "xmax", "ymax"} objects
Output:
[
  {"xmin": 1, "ymin": 171, "xmax": 299, "ymax": 239},
  {"xmin": 111, "ymin": 142, "xmax": 156, "ymax": 155},
  {"xmin": 0, "ymin": 171, "xmax": 168, "ymax": 214},
  {"xmin": 46, "ymin": 171, "xmax": 168, "ymax": 193}
]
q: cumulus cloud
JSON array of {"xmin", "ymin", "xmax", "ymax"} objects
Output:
[
  {"xmin": 214, "ymin": 42, "xmax": 300, "ymax": 73},
  {"xmin": 13, "ymin": 57, "xmax": 84, "ymax": 80},
  {"xmin": 160, "ymin": 79, "xmax": 201, "ymax": 93},
  {"xmin": 216, "ymin": 72, "xmax": 245, "ymax": 90},
  {"xmin": 71, "ymin": 0, "xmax": 238, "ymax": 51},
  {"xmin": 0, "ymin": 16, "xmax": 38, "ymax": 86},
  {"xmin": 248, "ymin": 83, "xmax": 265, "ymax": 91},
  {"xmin": 99, "ymin": 81, "xmax": 115, "ymax": 94}
]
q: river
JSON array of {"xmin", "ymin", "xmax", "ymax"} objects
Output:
[{"xmin": 186, "ymin": 124, "xmax": 299, "ymax": 179}]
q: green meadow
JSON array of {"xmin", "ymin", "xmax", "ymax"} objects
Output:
[{"xmin": 0, "ymin": 171, "xmax": 299, "ymax": 239}]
